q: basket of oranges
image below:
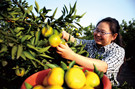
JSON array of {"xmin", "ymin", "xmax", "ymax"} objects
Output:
[{"xmin": 20, "ymin": 61, "xmax": 112, "ymax": 89}]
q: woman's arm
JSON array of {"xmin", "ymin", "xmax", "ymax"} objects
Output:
[{"xmin": 56, "ymin": 43, "xmax": 108, "ymax": 73}]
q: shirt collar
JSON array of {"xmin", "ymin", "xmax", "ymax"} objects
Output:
[
  {"xmin": 103, "ymin": 42, "xmax": 114, "ymax": 51},
  {"xmin": 93, "ymin": 40, "xmax": 114, "ymax": 51}
]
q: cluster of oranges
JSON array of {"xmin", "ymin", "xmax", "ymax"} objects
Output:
[
  {"xmin": 32, "ymin": 67, "xmax": 100, "ymax": 89},
  {"xmin": 42, "ymin": 26, "xmax": 65, "ymax": 47}
]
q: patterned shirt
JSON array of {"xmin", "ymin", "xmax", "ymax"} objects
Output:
[{"xmin": 76, "ymin": 39, "xmax": 125, "ymax": 86}]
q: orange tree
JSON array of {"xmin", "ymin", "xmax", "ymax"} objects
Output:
[
  {"xmin": 79, "ymin": 23, "xmax": 95, "ymax": 40},
  {"xmin": 0, "ymin": 0, "xmax": 89, "ymax": 88},
  {"xmin": 120, "ymin": 19, "xmax": 135, "ymax": 88},
  {"xmin": 120, "ymin": 19, "xmax": 135, "ymax": 62}
]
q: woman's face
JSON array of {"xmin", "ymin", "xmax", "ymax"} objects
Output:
[{"xmin": 94, "ymin": 22, "xmax": 117, "ymax": 47}]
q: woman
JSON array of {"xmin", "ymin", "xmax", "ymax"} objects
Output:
[{"xmin": 56, "ymin": 17, "xmax": 125, "ymax": 85}]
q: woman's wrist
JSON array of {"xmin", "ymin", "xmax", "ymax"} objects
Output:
[{"xmin": 67, "ymin": 51, "xmax": 77, "ymax": 61}]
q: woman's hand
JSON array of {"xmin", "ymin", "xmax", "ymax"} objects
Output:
[
  {"xmin": 56, "ymin": 43, "xmax": 107, "ymax": 72},
  {"xmin": 56, "ymin": 43, "xmax": 75, "ymax": 60},
  {"xmin": 62, "ymin": 31, "xmax": 75, "ymax": 42}
]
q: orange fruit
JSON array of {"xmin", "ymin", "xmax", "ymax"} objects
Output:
[
  {"xmin": 15, "ymin": 68, "xmax": 25, "ymax": 77},
  {"xmin": 76, "ymin": 33, "xmax": 79, "ymax": 36},
  {"xmin": 73, "ymin": 85, "xmax": 94, "ymax": 89},
  {"xmin": 33, "ymin": 85, "xmax": 45, "ymax": 89},
  {"xmin": 45, "ymin": 85, "xmax": 63, "ymax": 89},
  {"xmin": 42, "ymin": 26, "xmax": 53, "ymax": 37},
  {"xmin": 43, "ymin": 67, "xmax": 64, "ymax": 86},
  {"xmin": 42, "ymin": 76, "xmax": 48, "ymax": 86},
  {"xmin": 85, "ymin": 71, "xmax": 100, "ymax": 87},
  {"xmin": 49, "ymin": 34, "xmax": 62, "ymax": 47},
  {"xmin": 65, "ymin": 67, "xmax": 86, "ymax": 89},
  {"xmin": 81, "ymin": 85, "xmax": 94, "ymax": 89}
]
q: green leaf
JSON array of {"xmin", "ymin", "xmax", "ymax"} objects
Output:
[
  {"xmin": 62, "ymin": 7, "xmax": 65, "ymax": 16},
  {"xmin": 21, "ymin": 35, "xmax": 32, "ymax": 43},
  {"xmin": 12, "ymin": 17, "xmax": 20, "ymax": 21},
  {"xmin": 99, "ymin": 71, "xmax": 104, "ymax": 79},
  {"xmin": 37, "ymin": 40, "xmax": 47, "ymax": 46},
  {"xmin": 35, "ymin": 0, "xmax": 39, "ymax": 13},
  {"xmin": 24, "ymin": 82, "xmax": 33, "ymax": 89},
  {"xmin": 69, "ymin": 4, "xmax": 72, "ymax": 15},
  {"xmin": 27, "ymin": 44, "xmax": 38, "ymax": 52},
  {"xmin": 64, "ymin": 5, "xmax": 68, "ymax": 14},
  {"xmin": 77, "ymin": 50, "xmax": 86, "ymax": 55},
  {"xmin": 35, "ymin": 30, "xmax": 41, "ymax": 45},
  {"xmin": 93, "ymin": 64, "xmax": 101, "ymax": 77},
  {"xmin": 38, "ymin": 46, "xmax": 51, "ymax": 53},
  {"xmin": 23, "ymin": 51, "xmax": 35, "ymax": 59},
  {"xmin": 16, "ymin": 44, "xmax": 23, "ymax": 59},
  {"xmin": 11, "ymin": 45, "xmax": 18, "ymax": 60},
  {"xmin": 0, "ymin": 44, "xmax": 8, "ymax": 53},
  {"xmin": 21, "ymin": 52, "xmax": 26, "ymax": 60},
  {"xmin": 60, "ymin": 61, "xmax": 68, "ymax": 70},
  {"xmin": 45, "ymin": 63, "xmax": 57, "ymax": 68},
  {"xmin": 30, "ymin": 59, "xmax": 37, "ymax": 68},
  {"xmin": 68, "ymin": 60, "xmax": 76, "ymax": 69},
  {"xmin": 72, "ymin": 1, "xmax": 77, "ymax": 14},
  {"xmin": 43, "ymin": 7, "xmax": 47, "ymax": 13},
  {"xmin": 31, "ymin": 11, "xmax": 36, "ymax": 20},
  {"xmin": 80, "ymin": 44, "xmax": 86, "ymax": 51},
  {"xmin": 28, "ymin": 5, "xmax": 33, "ymax": 12},
  {"xmin": 29, "ymin": 50, "xmax": 36, "ymax": 57},
  {"xmin": 30, "ymin": 37, "xmax": 35, "ymax": 45},
  {"xmin": 93, "ymin": 64, "xmax": 98, "ymax": 73},
  {"xmin": 16, "ymin": 31, "xmax": 22, "ymax": 37},
  {"xmin": 38, "ymin": 53, "xmax": 54, "ymax": 59},
  {"xmin": 80, "ymin": 12, "xmax": 86, "ymax": 18},
  {"xmin": 5, "ymin": 36, "xmax": 18, "ymax": 43},
  {"xmin": 23, "ymin": 51, "xmax": 44, "ymax": 66},
  {"xmin": 51, "ymin": 7, "xmax": 58, "ymax": 20}
]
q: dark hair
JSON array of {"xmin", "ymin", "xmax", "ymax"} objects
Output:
[{"xmin": 96, "ymin": 17, "xmax": 124, "ymax": 48}]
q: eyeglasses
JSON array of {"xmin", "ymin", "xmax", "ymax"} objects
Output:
[{"xmin": 94, "ymin": 28, "xmax": 112, "ymax": 35}]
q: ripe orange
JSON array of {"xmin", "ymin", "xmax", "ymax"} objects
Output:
[
  {"xmin": 42, "ymin": 26, "xmax": 53, "ymax": 37},
  {"xmin": 85, "ymin": 71, "xmax": 100, "ymax": 87},
  {"xmin": 49, "ymin": 34, "xmax": 62, "ymax": 47},
  {"xmin": 43, "ymin": 67, "xmax": 64, "ymax": 86},
  {"xmin": 45, "ymin": 85, "xmax": 63, "ymax": 89},
  {"xmin": 81, "ymin": 85, "xmax": 94, "ymax": 89},
  {"xmin": 33, "ymin": 85, "xmax": 45, "ymax": 89},
  {"xmin": 65, "ymin": 67, "xmax": 86, "ymax": 89},
  {"xmin": 42, "ymin": 76, "xmax": 48, "ymax": 86},
  {"xmin": 73, "ymin": 85, "xmax": 94, "ymax": 89}
]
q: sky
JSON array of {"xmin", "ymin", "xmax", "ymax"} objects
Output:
[{"xmin": 27, "ymin": 0, "xmax": 135, "ymax": 27}]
